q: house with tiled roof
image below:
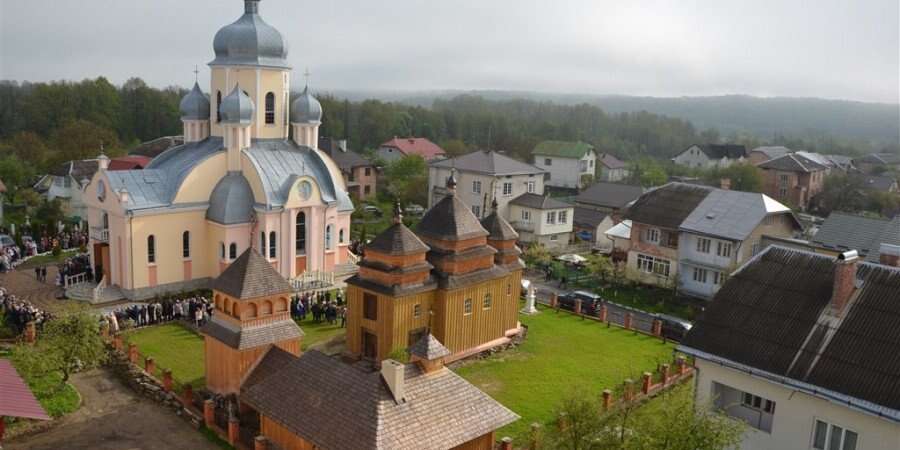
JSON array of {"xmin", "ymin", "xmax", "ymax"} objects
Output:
[
  {"xmin": 679, "ymin": 247, "xmax": 900, "ymax": 450},
  {"xmin": 622, "ymin": 182, "xmax": 801, "ymax": 297},
  {"xmin": 428, "ymin": 150, "xmax": 546, "ymax": 220},
  {"xmin": 757, "ymin": 153, "xmax": 829, "ymax": 211},
  {"xmin": 346, "ymin": 177, "xmax": 524, "ymax": 363},
  {"xmin": 532, "ymin": 140, "xmax": 597, "ymax": 189},
  {"xmin": 672, "ymin": 144, "xmax": 747, "ymax": 169},
  {"xmin": 748, "ymin": 146, "xmax": 793, "ymax": 165},
  {"xmin": 811, "ymin": 212, "xmax": 900, "ymax": 266},
  {"xmin": 377, "ymin": 137, "xmax": 446, "ymax": 163}
]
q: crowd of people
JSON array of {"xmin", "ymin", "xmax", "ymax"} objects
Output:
[
  {"xmin": 0, "ymin": 229, "xmax": 89, "ymax": 273},
  {"xmin": 0, "ymin": 287, "xmax": 52, "ymax": 335},
  {"xmin": 291, "ymin": 290, "xmax": 347, "ymax": 327},
  {"xmin": 55, "ymin": 254, "xmax": 93, "ymax": 285},
  {"xmin": 102, "ymin": 295, "xmax": 213, "ymax": 333}
]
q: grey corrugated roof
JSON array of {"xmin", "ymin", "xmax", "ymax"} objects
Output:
[
  {"xmin": 680, "ymin": 190, "xmax": 795, "ymax": 241},
  {"xmin": 408, "ymin": 334, "xmax": 451, "ymax": 361},
  {"xmin": 574, "ymin": 182, "xmax": 644, "ymax": 210},
  {"xmin": 179, "ymin": 82, "xmax": 210, "ymax": 120},
  {"xmin": 509, "ymin": 193, "xmax": 571, "ymax": 210},
  {"xmin": 210, "ymin": 0, "xmax": 289, "ymax": 69},
  {"xmin": 862, "ymin": 175, "xmax": 898, "ymax": 192},
  {"xmin": 207, "ymin": 172, "xmax": 255, "ymax": 225},
  {"xmin": 211, "ymin": 248, "xmax": 294, "ymax": 299},
  {"xmin": 573, "ymin": 206, "xmax": 608, "ymax": 229},
  {"xmin": 241, "ymin": 349, "xmax": 519, "ymax": 450},
  {"xmin": 758, "ymin": 153, "xmax": 827, "ymax": 172},
  {"xmin": 430, "ymin": 150, "xmax": 544, "ymax": 176},
  {"xmin": 244, "ymin": 140, "xmax": 343, "ymax": 209},
  {"xmin": 750, "ymin": 146, "xmax": 792, "ymax": 160},
  {"xmin": 290, "ymin": 86, "xmax": 322, "ymax": 124},
  {"xmin": 812, "ymin": 213, "xmax": 900, "ymax": 263}
]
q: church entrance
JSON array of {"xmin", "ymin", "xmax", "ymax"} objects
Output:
[
  {"xmin": 93, "ymin": 242, "xmax": 110, "ymax": 283},
  {"xmin": 362, "ymin": 330, "xmax": 377, "ymax": 360}
]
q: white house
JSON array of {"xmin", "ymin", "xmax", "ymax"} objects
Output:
[
  {"xmin": 596, "ymin": 153, "xmax": 629, "ymax": 182},
  {"xmin": 531, "ymin": 141, "xmax": 596, "ymax": 189},
  {"xmin": 680, "ymin": 247, "xmax": 900, "ymax": 450},
  {"xmin": 428, "ymin": 150, "xmax": 546, "ymax": 220},
  {"xmin": 671, "ymin": 144, "xmax": 747, "ymax": 169},
  {"xmin": 507, "ymin": 193, "xmax": 573, "ymax": 249},
  {"xmin": 33, "ymin": 159, "xmax": 101, "ymax": 222}
]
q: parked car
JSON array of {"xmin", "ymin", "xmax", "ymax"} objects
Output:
[
  {"xmin": 362, "ymin": 204, "xmax": 382, "ymax": 217},
  {"xmin": 654, "ymin": 313, "xmax": 692, "ymax": 341},
  {"xmin": 404, "ymin": 204, "xmax": 425, "ymax": 215},
  {"xmin": 0, "ymin": 234, "xmax": 19, "ymax": 253},
  {"xmin": 557, "ymin": 290, "xmax": 603, "ymax": 315}
]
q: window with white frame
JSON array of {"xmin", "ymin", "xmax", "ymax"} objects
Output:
[
  {"xmin": 483, "ymin": 293, "xmax": 492, "ymax": 310},
  {"xmin": 503, "ymin": 182, "xmax": 513, "ymax": 196},
  {"xmin": 697, "ymin": 237, "xmax": 711, "ymax": 253},
  {"xmin": 546, "ymin": 211, "xmax": 556, "ymax": 224},
  {"xmin": 558, "ymin": 210, "xmax": 568, "ymax": 224},
  {"xmin": 522, "ymin": 210, "xmax": 531, "ymax": 221},
  {"xmin": 717, "ymin": 241, "xmax": 733, "ymax": 257},
  {"xmin": 812, "ymin": 419, "xmax": 857, "ymax": 450},
  {"xmin": 644, "ymin": 228, "xmax": 660, "ymax": 244},
  {"xmin": 637, "ymin": 254, "xmax": 670, "ymax": 277},
  {"xmin": 472, "ymin": 180, "xmax": 481, "ymax": 194},
  {"xmin": 713, "ymin": 271, "xmax": 723, "ymax": 285},
  {"xmin": 463, "ymin": 298, "xmax": 473, "ymax": 315},
  {"xmin": 742, "ymin": 392, "xmax": 776, "ymax": 414},
  {"xmin": 472, "ymin": 205, "xmax": 481, "ymax": 217},
  {"xmin": 527, "ymin": 181, "xmax": 535, "ymax": 193},
  {"xmin": 693, "ymin": 267, "xmax": 708, "ymax": 283}
]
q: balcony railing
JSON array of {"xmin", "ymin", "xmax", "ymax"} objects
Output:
[{"xmin": 91, "ymin": 227, "xmax": 109, "ymax": 243}]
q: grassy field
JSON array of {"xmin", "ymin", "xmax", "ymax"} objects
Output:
[
  {"xmin": 18, "ymin": 249, "xmax": 80, "ymax": 269},
  {"xmin": 125, "ymin": 323, "xmax": 206, "ymax": 388},
  {"xmin": 295, "ymin": 316, "xmax": 346, "ymax": 350},
  {"xmin": 455, "ymin": 305, "xmax": 675, "ymax": 441}
]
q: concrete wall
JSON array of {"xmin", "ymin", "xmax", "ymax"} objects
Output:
[
  {"xmin": 533, "ymin": 151, "xmax": 595, "ymax": 189},
  {"xmin": 695, "ymin": 359, "xmax": 900, "ymax": 450}
]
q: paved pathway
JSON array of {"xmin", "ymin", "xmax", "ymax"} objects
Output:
[
  {"xmin": 6, "ymin": 368, "xmax": 219, "ymax": 450},
  {"xmin": 0, "ymin": 266, "xmax": 66, "ymax": 313}
]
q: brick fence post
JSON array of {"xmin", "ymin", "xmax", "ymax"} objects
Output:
[
  {"xmin": 228, "ymin": 417, "xmax": 240, "ymax": 445},
  {"xmin": 624, "ymin": 313, "xmax": 633, "ymax": 330},
  {"xmin": 660, "ymin": 364, "xmax": 670, "ymax": 385},
  {"xmin": 676, "ymin": 355, "xmax": 687, "ymax": 375},
  {"xmin": 144, "ymin": 357, "xmax": 156, "ymax": 375},
  {"xmin": 602, "ymin": 389, "xmax": 613, "ymax": 410},
  {"xmin": 529, "ymin": 423, "xmax": 541, "ymax": 450},
  {"xmin": 599, "ymin": 304, "xmax": 608, "ymax": 322},
  {"xmin": 24, "ymin": 321, "xmax": 36, "ymax": 344},
  {"xmin": 574, "ymin": 299, "xmax": 582, "ymax": 315},
  {"xmin": 113, "ymin": 334, "xmax": 123, "ymax": 351},
  {"xmin": 162, "ymin": 369, "xmax": 173, "ymax": 392},
  {"xmin": 203, "ymin": 399, "xmax": 215, "ymax": 427},
  {"xmin": 128, "ymin": 343, "xmax": 138, "ymax": 363},
  {"xmin": 500, "ymin": 437, "xmax": 513, "ymax": 450},
  {"xmin": 183, "ymin": 383, "xmax": 194, "ymax": 405},
  {"xmin": 550, "ymin": 293, "xmax": 559, "ymax": 309},
  {"xmin": 641, "ymin": 372, "xmax": 652, "ymax": 395},
  {"xmin": 254, "ymin": 436, "xmax": 268, "ymax": 450},
  {"xmin": 622, "ymin": 379, "xmax": 634, "ymax": 402},
  {"xmin": 651, "ymin": 319, "xmax": 662, "ymax": 336}
]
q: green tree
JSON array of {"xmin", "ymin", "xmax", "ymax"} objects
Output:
[
  {"xmin": 11, "ymin": 307, "xmax": 107, "ymax": 388},
  {"xmin": 384, "ymin": 155, "xmax": 428, "ymax": 205},
  {"xmin": 817, "ymin": 173, "xmax": 868, "ymax": 214},
  {"xmin": 440, "ymin": 139, "xmax": 469, "ymax": 157},
  {"xmin": 704, "ymin": 164, "xmax": 763, "ymax": 192},
  {"xmin": 585, "ymin": 254, "xmax": 615, "ymax": 285},
  {"xmin": 51, "ymin": 119, "xmax": 121, "ymax": 164},
  {"xmin": 524, "ymin": 243, "xmax": 552, "ymax": 267},
  {"xmin": 0, "ymin": 155, "xmax": 36, "ymax": 195},
  {"xmin": 9, "ymin": 131, "xmax": 51, "ymax": 169}
]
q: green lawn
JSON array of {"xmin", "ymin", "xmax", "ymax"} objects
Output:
[
  {"xmin": 455, "ymin": 305, "xmax": 675, "ymax": 441},
  {"xmin": 294, "ymin": 316, "xmax": 346, "ymax": 350},
  {"xmin": 18, "ymin": 249, "xmax": 80, "ymax": 269},
  {"xmin": 125, "ymin": 323, "xmax": 206, "ymax": 388}
]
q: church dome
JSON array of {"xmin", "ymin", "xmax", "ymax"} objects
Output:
[
  {"xmin": 207, "ymin": 172, "xmax": 255, "ymax": 225},
  {"xmin": 179, "ymin": 82, "xmax": 210, "ymax": 120},
  {"xmin": 290, "ymin": 86, "xmax": 322, "ymax": 124},
  {"xmin": 219, "ymin": 85, "xmax": 255, "ymax": 125},
  {"xmin": 210, "ymin": 0, "xmax": 289, "ymax": 69}
]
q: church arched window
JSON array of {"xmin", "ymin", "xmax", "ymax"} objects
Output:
[
  {"xmin": 265, "ymin": 92, "xmax": 275, "ymax": 124},
  {"xmin": 182, "ymin": 231, "xmax": 190, "ymax": 258},
  {"xmin": 260, "ymin": 232, "xmax": 266, "ymax": 253},
  {"xmin": 219, "ymin": 242, "xmax": 225, "ymax": 260},
  {"xmin": 147, "ymin": 235, "xmax": 156, "ymax": 264},
  {"xmin": 295, "ymin": 212, "xmax": 306, "ymax": 254},
  {"xmin": 229, "ymin": 242, "xmax": 237, "ymax": 260},
  {"xmin": 269, "ymin": 231, "xmax": 277, "ymax": 258},
  {"xmin": 325, "ymin": 225, "xmax": 333, "ymax": 250},
  {"xmin": 216, "ymin": 91, "xmax": 222, "ymax": 123},
  {"xmin": 339, "ymin": 228, "xmax": 345, "ymax": 244}
]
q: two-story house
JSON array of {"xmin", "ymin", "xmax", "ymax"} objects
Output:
[
  {"xmin": 676, "ymin": 189, "xmax": 802, "ymax": 299},
  {"xmin": 428, "ymin": 150, "xmax": 546, "ymax": 219},
  {"xmin": 757, "ymin": 153, "xmax": 828, "ymax": 211},
  {"xmin": 748, "ymin": 146, "xmax": 792, "ymax": 165},
  {"xmin": 376, "ymin": 137, "xmax": 446, "ymax": 163},
  {"xmin": 853, "ymin": 152, "xmax": 900, "ymax": 174},
  {"xmin": 671, "ymin": 144, "xmax": 747, "ymax": 169},
  {"xmin": 596, "ymin": 153, "xmax": 629, "ymax": 182},
  {"xmin": 680, "ymin": 247, "xmax": 900, "ymax": 450},
  {"xmin": 531, "ymin": 141, "xmax": 596, "ymax": 189},
  {"xmin": 320, "ymin": 137, "xmax": 377, "ymax": 200},
  {"xmin": 507, "ymin": 193, "xmax": 573, "ymax": 249},
  {"xmin": 572, "ymin": 182, "xmax": 643, "ymax": 250}
]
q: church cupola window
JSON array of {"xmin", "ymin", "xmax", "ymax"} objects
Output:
[
  {"xmin": 269, "ymin": 231, "xmax": 277, "ymax": 258},
  {"xmin": 265, "ymin": 92, "xmax": 275, "ymax": 124},
  {"xmin": 325, "ymin": 225, "xmax": 333, "ymax": 250},
  {"xmin": 183, "ymin": 231, "xmax": 190, "ymax": 258},
  {"xmin": 216, "ymin": 91, "xmax": 222, "ymax": 123},
  {"xmin": 229, "ymin": 243, "xmax": 237, "ymax": 260}
]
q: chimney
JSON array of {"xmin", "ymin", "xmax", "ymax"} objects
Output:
[
  {"xmin": 880, "ymin": 244, "xmax": 900, "ymax": 267},
  {"xmin": 381, "ymin": 359, "xmax": 406, "ymax": 403},
  {"xmin": 830, "ymin": 250, "xmax": 859, "ymax": 315},
  {"xmin": 719, "ymin": 178, "xmax": 731, "ymax": 190},
  {"xmin": 118, "ymin": 188, "xmax": 130, "ymax": 204}
]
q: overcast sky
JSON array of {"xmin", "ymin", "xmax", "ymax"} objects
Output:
[{"xmin": 1, "ymin": 0, "xmax": 897, "ymax": 103}]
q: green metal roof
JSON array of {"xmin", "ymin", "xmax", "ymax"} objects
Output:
[{"xmin": 532, "ymin": 140, "xmax": 594, "ymax": 158}]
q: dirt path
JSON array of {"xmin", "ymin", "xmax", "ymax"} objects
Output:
[
  {"xmin": 5, "ymin": 368, "xmax": 219, "ymax": 450},
  {"xmin": 0, "ymin": 267, "xmax": 65, "ymax": 313}
]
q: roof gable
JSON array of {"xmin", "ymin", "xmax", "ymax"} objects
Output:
[
  {"xmin": 430, "ymin": 150, "xmax": 544, "ymax": 176},
  {"xmin": 681, "ymin": 144, "xmax": 746, "ymax": 160},
  {"xmin": 624, "ymin": 183, "xmax": 711, "ymax": 229},
  {"xmin": 679, "ymin": 190, "xmax": 794, "ymax": 241},
  {"xmin": 416, "ymin": 193, "xmax": 488, "ymax": 241},
  {"xmin": 509, "ymin": 193, "xmax": 571, "ymax": 210},
  {"xmin": 597, "ymin": 153, "xmax": 626, "ymax": 169},
  {"xmin": 758, "ymin": 153, "xmax": 827, "ymax": 172},
  {"xmin": 381, "ymin": 137, "xmax": 445, "ymax": 159},
  {"xmin": 366, "ymin": 223, "xmax": 430, "ymax": 256},
  {"xmin": 532, "ymin": 140, "xmax": 595, "ymax": 159}
]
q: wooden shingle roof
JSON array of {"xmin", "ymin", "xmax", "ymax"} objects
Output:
[{"xmin": 210, "ymin": 248, "xmax": 293, "ymax": 299}]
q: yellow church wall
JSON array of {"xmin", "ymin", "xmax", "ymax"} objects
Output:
[
  {"xmin": 257, "ymin": 69, "xmax": 289, "ymax": 139},
  {"xmin": 129, "ymin": 210, "xmax": 211, "ymax": 289},
  {"xmin": 210, "ymin": 68, "xmax": 227, "ymax": 137},
  {"xmin": 241, "ymin": 154, "xmax": 267, "ymax": 204},
  {"xmin": 172, "ymin": 152, "xmax": 227, "ymax": 204},
  {"xmin": 209, "ymin": 66, "xmax": 289, "ymax": 140}
]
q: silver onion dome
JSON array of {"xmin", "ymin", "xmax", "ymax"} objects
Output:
[
  {"xmin": 219, "ymin": 85, "xmax": 255, "ymax": 125},
  {"xmin": 290, "ymin": 86, "xmax": 323, "ymax": 124},
  {"xmin": 179, "ymin": 82, "xmax": 210, "ymax": 120},
  {"xmin": 210, "ymin": 0, "xmax": 289, "ymax": 69}
]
